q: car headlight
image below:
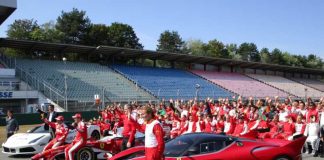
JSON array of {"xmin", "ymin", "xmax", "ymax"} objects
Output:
[{"xmin": 28, "ymin": 136, "xmax": 45, "ymax": 144}]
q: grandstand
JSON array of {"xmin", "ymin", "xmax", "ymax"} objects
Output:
[
  {"xmin": 289, "ymin": 77, "xmax": 324, "ymax": 92},
  {"xmin": 15, "ymin": 59, "xmax": 156, "ymax": 110},
  {"xmin": 191, "ymin": 70, "xmax": 289, "ymax": 98},
  {"xmin": 246, "ymin": 74, "xmax": 324, "ymax": 98},
  {"xmin": 1, "ymin": 38, "xmax": 324, "ymax": 112},
  {"xmin": 112, "ymin": 64, "xmax": 234, "ymax": 100}
]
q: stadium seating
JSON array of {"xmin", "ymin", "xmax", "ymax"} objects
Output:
[
  {"xmin": 15, "ymin": 59, "xmax": 156, "ymax": 103},
  {"xmin": 191, "ymin": 70, "xmax": 289, "ymax": 98},
  {"xmin": 289, "ymin": 77, "xmax": 324, "ymax": 92},
  {"xmin": 111, "ymin": 65, "xmax": 233, "ymax": 100},
  {"xmin": 246, "ymin": 74, "xmax": 324, "ymax": 98}
]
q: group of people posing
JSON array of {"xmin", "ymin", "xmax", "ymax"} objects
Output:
[{"xmin": 36, "ymin": 96, "xmax": 324, "ymax": 160}]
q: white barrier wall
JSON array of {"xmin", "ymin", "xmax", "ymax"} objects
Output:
[
  {"xmin": 0, "ymin": 91, "xmax": 38, "ymax": 99},
  {"xmin": 0, "ymin": 69, "xmax": 15, "ymax": 77}
]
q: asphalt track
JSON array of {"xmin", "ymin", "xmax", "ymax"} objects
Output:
[{"xmin": 0, "ymin": 150, "xmax": 323, "ymax": 160}]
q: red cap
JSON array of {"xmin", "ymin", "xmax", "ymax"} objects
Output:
[
  {"xmin": 55, "ymin": 116, "xmax": 64, "ymax": 121},
  {"xmin": 72, "ymin": 113, "xmax": 82, "ymax": 119}
]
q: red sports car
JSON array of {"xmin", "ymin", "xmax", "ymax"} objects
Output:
[
  {"xmin": 31, "ymin": 132, "xmax": 145, "ymax": 160},
  {"xmin": 109, "ymin": 133, "xmax": 306, "ymax": 160}
]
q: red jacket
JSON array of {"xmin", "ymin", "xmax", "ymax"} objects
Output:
[
  {"xmin": 44, "ymin": 119, "xmax": 68, "ymax": 142},
  {"xmin": 115, "ymin": 109, "xmax": 136, "ymax": 143}
]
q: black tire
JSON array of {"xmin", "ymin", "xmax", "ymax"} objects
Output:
[
  {"xmin": 76, "ymin": 147, "xmax": 95, "ymax": 160},
  {"xmin": 275, "ymin": 155, "xmax": 292, "ymax": 160},
  {"xmin": 91, "ymin": 130, "xmax": 100, "ymax": 140}
]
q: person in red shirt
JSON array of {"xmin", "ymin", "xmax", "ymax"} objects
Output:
[
  {"xmin": 232, "ymin": 116, "xmax": 248, "ymax": 137},
  {"xmin": 179, "ymin": 116, "xmax": 188, "ymax": 135},
  {"xmin": 275, "ymin": 114, "xmax": 296, "ymax": 140},
  {"xmin": 195, "ymin": 114, "xmax": 205, "ymax": 132},
  {"xmin": 134, "ymin": 106, "xmax": 165, "ymax": 160},
  {"xmin": 292, "ymin": 114, "xmax": 306, "ymax": 138},
  {"xmin": 204, "ymin": 115, "xmax": 213, "ymax": 133},
  {"xmin": 114, "ymin": 104, "xmax": 136, "ymax": 151},
  {"xmin": 306, "ymin": 102, "xmax": 319, "ymax": 123},
  {"xmin": 41, "ymin": 115, "xmax": 68, "ymax": 151},
  {"xmin": 170, "ymin": 115, "xmax": 180, "ymax": 139},
  {"xmin": 260, "ymin": 115, "xmax": 280, "ymax": 139},
  {"xmin": 64, "ymin": 113, "xmax": 87, "ymax": 160}
]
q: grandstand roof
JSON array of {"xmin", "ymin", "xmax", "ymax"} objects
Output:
[
  {"xmin": 0, "ymin": 0, "xmax": 17, "ymax": 25},
  {"xmin": 0, "ymin": 38, "xmax": 324, "ymax": 75}
]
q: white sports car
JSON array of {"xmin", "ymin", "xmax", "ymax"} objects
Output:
[{"xmin": 2, "ymin": 123, "xmax": 100, "ymax": 155}]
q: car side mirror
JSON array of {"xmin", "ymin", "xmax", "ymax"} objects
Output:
[
  {"xmin": 236, "ymin": 141, "xmax": 244, "ymax": 147},
  {"xmin": 27, "ymin": 130, "xmax": 31, "ymax": 133}
]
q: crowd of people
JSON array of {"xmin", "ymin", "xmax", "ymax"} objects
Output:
[
  {"xmin": 93, "ymin": 96, "xmax": 324, "ymax": 158},
  {"xmin": 4, "ymin": 96, "xmax": 324, "ymax": 159}
]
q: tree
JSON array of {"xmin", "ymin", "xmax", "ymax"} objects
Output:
[
  {"xmin": 184, "ymin": 39, "xmax": 206, "ymax": 56},
  {"xmin": 30, "ymin": 21, "xmax": 63, "ymax": 42},
  {"xmin": 107, "ymin": 22, "xmax": 143, "ymax": 49},
  {"xmin": 55, "ymin": 8, "xmax": 91, "ymax": 44},
  {"xmin": 157, "ymin": 30, "xmax": 184, "ymax": 53},
  {"xmin": 260, "ymin": 48, "xmax": 271, "ymax": 63},
  {"xmin": 83, "ymin": 24, "xmax": 109, "ymax": 46},
  {"xmin": 270, "ymin": 48, "xmax": 283, "ymax": 64},
  {"xmin": 305, "ymin": 54, "xmax": 323, "ymax": 69},
  {"xmin": 205, "ymin": 39, "xmax": 229, "ymax": 58},
  {"xmin": 7, "ymin": 19, "xmax": 39, "ymax": 40},
  {"xmin": 237, "ymin": 43, "xmax": 260, "ymax": 62}
]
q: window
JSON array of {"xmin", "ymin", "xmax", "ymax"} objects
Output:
[{"xmin": 164, "ymin": 136, "xmax": 195, "ymax": 157}]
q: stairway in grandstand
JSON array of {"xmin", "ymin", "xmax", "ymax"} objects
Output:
[
  {"xmin": 15, "ymin": 59, "xmax": 156, "ymax": 111},
  {"xmin": 191, "ymin": 70, "xmax": 289, "ymax": 98},
  {"xmin": 111, "ymin": 64, "xmax": 234, "ymax": 100},
  {"xmin": 246, "ymin": 74, "xmax": 324, "ymax": 98}
]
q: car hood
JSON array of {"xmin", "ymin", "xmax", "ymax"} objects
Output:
[{"xmin": 3, "ymin": 133, "xmax": 49, "ymax": 147}]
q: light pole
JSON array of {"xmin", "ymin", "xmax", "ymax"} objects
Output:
[
  {"xmin": 63, "ymin": 57, "xmax": 68, "ymax": 111},
  {"xmin": 195, "ymin": 84, "xmax": 201, "ymax": 101}
]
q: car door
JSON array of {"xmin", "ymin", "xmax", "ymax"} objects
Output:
[{"xmin": 173, "ymin": 137, "xmax": 236, "ymax": 160}]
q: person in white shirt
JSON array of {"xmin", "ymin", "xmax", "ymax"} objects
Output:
[{"xmin": 304, "ymin": 115, "xmax": 320, "ymax": 154}]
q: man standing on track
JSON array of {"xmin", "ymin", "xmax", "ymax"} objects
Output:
[{"xmin": 134, "ymin": 106, "xmax": 165, "ymax": 160}]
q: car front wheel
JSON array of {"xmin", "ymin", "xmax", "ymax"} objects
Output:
[
  {"xmin": 76, "ymin": 147, "xmax": 95, "ymax": 160},
  {"xmin": 275, "ymin": 155, "xmax": 291, "ymax": 160}
]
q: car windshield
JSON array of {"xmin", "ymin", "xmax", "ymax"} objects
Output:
[
  {"xmin": 164, "ymin": 135, "xmax": 195, "ymax": 157},
  {"xmin": 28, "ymin": 125, "xmax": 49, "ymax": 133}
]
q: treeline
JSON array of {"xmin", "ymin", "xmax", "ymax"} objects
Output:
[{"xmin": 4, "ymin": 8, "xmax": 323, "ymax": 69}]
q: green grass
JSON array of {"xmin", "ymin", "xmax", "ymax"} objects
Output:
[{"xmin": 0, "ymin": 125, "xmax": 39, "ymax": 145}]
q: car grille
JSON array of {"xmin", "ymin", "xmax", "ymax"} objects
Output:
[
  {"xmin": 10, "ymin": 148, "xmax": 16, "ymax": 153},
  {"xmin": 20, "ymin": 147, "xmax": 36, "ymax": 153},
  {"xmin": 3, "ymin": 147, "xmax": 9, "ymax": 152},
  {"xmin": 3, "ymin": 147, "xmax": 17, "ymax": 153}
]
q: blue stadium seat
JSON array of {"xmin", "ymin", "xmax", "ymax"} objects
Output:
[{"xmin": 112, "ymin": 65, "xmax": 233, "ymax": 100}]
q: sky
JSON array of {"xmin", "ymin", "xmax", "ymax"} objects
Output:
[{"xmin": 1, "ymin": 0, "xmax": 324, "ymax": 58}]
